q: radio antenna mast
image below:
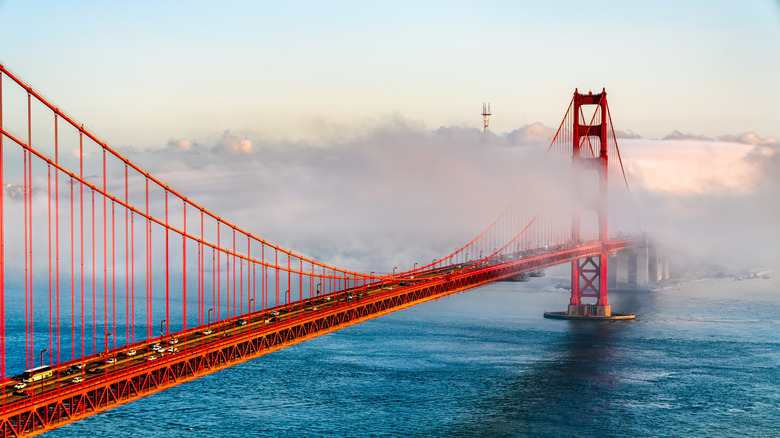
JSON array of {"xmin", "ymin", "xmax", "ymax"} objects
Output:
[{"xmin": 481, "ymin": 102, "xmax": 492, "ymax": 132}]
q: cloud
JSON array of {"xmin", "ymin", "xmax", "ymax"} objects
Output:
[
  {"xmin": 131, "ymin": 124, "xmax": 780, "ymax": 274},
  {"xmin": 215, "ymin": 130, "xmax": 254, "ymax": 154},
  {"xmin": 717, "ymin": 131, "xmax": 779, "ymax": 146},
  {"xmin": 662, "ymin": 130, "xmax": 713, "ymax": 141},
  {"xmin": 166, "ymin": 138, "xmax": 193, "ymax": 151},
  {"xmin": 504, "ymin": 122, "xmax": 555, "ymax": 146},
  {"xmin": 621, "ymin": 134, "xmax": 780, "ymax": 270}
]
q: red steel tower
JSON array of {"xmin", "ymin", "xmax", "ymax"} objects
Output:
[{"xmin": 569, "ymin": 89, "xmax": 610, "ymax": 317}]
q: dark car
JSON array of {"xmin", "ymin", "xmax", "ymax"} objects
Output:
[
  {"xmin": 236, "ymin": 319, "xmax": 248, "ymax": 326},
  {"xmin": 88, "ymin": 367, "xmax": 105, "ymax": 374},
  {"xmin": 62, "ymin": 368, "xmax": 77, "ymax": 376}
]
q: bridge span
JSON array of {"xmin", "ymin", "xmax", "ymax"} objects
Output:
[{"xmin": 0, "ymin": 63, "xmax": 644, "ymax": 436}]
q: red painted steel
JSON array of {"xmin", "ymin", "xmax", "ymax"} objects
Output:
[{"xmin": 0, "ymin": 65, "xmax": 643, "ymax": 436}]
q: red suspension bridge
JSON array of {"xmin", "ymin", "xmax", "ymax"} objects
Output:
[{"xmin": 0, "ymin": 65, "xmax": 644, "ymax": 436}]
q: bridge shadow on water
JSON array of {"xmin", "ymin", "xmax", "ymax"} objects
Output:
[{"xmin": 448, "ymin": 319, "xmax": 633, "ymax": 438}]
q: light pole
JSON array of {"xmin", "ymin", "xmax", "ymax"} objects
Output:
[
  {"xmin": 160, "ymin": 320, "xmax": 166, "ymax": 339},
  {"xmin": 248, "ymin": 299, "xmax": 255, "ymax": 324},
  {"xmin": 208, "ymin": 308, "xmax": 214, "ymax": 326},
  {"xmin": 316, "ymin": 283, "xmax": 321, "ymax": 296}
]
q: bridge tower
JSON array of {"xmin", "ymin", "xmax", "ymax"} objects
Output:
[{"xmin": 569, "ymin": 89, "xmax": 610, "ymax": 317}]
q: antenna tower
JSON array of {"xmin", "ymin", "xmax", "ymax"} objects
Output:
[{"xmin": 481, "ymin": 102, "xmax": 491, "ymax": 132}]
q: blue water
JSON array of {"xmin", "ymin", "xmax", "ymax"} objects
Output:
[{"xmin": 41, "ymin": 270, "xmax": 780, "ymax": 437}]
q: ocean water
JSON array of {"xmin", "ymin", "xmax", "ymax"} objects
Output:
[{"xmin": 41, "ymin": 270, "xmax": 780, "ymax": 437}]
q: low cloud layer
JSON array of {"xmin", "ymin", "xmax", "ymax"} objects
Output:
[{"xmin": 125, "ymin": 122, "xmax": 780, "ymax": 274}]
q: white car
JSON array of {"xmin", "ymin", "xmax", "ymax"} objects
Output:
[
  {"xmin": 13, "ymin": 382, "xmax": 26, "ymax": 390},
  {"xmin": 202, "ymin": 329, "xmax": 213, "ymax": 335},
  {"xmin": 72, "ymin": 377, "xmax": 84, "ymax": 383},
  {"xmin": 106, "ymin": 357, "xmax": 117, "ymax": 364},
  {"xmin": 167, "ymin": 347, "xmax": 179, "ymax": 353},
  {"xmin": 126, "ymin": 349, "xmax": 137, "ymax": 356},
  {"xmin": 168, "ymin": 339, "xmax": 179, "ymax": 345},
  {"xmin": 147, "ymin": 355, "xmax": 157, "ymax": 361}
]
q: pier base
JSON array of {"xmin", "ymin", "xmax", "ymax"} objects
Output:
[{"xmin": 544, "ymin": 305, "xmax": 635, "ymax": 320}]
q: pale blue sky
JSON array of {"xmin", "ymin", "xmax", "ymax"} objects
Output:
[{"xmin": 1, "ymin": 0, "xmax": 779, "ymax": 148}]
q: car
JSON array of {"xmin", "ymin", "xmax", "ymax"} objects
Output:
[
  {"xmin": 168, "ymin": 339, "xmax": 179, "ymax": 345},
  {"xmin": 311, "ymin": 306, "xmax": 319, "ymax": 311},
  {"xmin": 264, "ymin": 316, "xmax": 276, "ymax": 323},
  {"xmin": 167, "ymin": 347, "xmax": 178, "ymax": 353},
  {"xmin": 202, "ymin": 329, "xmax": 213, "ymax": 335},
  {"xmin": 323, "ymin": 296, "xmax": 331, "ymax": 302},
  {"xmin": 62, "ymin": 368, "xmax": 77, "ymax": 376},
  {"xmin": 236, "ymin": 319, "xmax": 247, "ymax": 326},
  {"xmin": 126, "ymin": 349, "xmax": 137, "ymax": 356},
  {"xmin": 150, "ymin": 343, "xmax": 161, "ymax": 350},
  {"xmin": 147, "ymin": 355, "xmax": 157, "ymax": 361},
  {"xmin": 153, "ymin": 346, "xmax": 165, "ymax": 353},
  {"xmin": 13, "ymin": 382, "xmax": 26, "ymax": 390},
  {"xmin": 305, "ymin": 301, "xmax": 313, "ymax": 308},
  {"xmin": 74, "ymin": 363, "xmax": 85, "ymax": 369},
  {"xmin": 346, "ymin": 292, "xmax": 355, "ymax": 301},
  {"xmin": 270, "ymin": 311, "xmax": 279, "ymax": 317},
  {"xmin": 88, "ymin": 367, "xmax": 105, "ymax": 374},
  {"xmin": 106, "ymin": 357, "xmax": 116, "ymax": 364},
  {"xmin": 72, "ymin": 377, "xmax": 84, "ymax": 383}
]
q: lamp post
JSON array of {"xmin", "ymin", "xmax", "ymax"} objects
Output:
[
  {"xmin": 208, "ymin": 308, "xmax": 214, "ymax": 327},
  {"xmin": 248, "ymin": 299, "xmax": 255, "ymax": 324},
  {"xmin": 160, "ymin": 320, "xmax": 166, "ymax": 339}
]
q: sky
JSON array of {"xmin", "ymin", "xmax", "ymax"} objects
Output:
[{"xmin": 1, "ymin": 1, "xmax": 779, "ymax": 273}]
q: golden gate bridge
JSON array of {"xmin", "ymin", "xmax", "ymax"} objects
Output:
[{"xmin": 0, "ymin": 64, "xmax": 644, "ymax": 436}]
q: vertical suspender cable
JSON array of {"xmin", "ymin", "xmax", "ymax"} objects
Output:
[
  {"xmin": 125, "ymin": 165, "xmax": 129, "ymax": 344},
  {"xmin": 92, "ymin": 189, "xmax": 96, "ymax": 354},
  {"xmin": 79, "ymin": 130, "xmax": 84, "ymax": 359},
  {"xmin": 164, "ymin": 190, "xmax": 169, "ymax": 336},
  {"xmin": 145, "ymin": 178, "xmax": 150, "ymax": 340},
  {"xmin": 111, "ymin": 201, "xmax": 116, "ymax": 349},
  {"xmin": 232, "ymin": 228, "xmax": 236, "ymax": 316},
  {"xmin": 24, "ymin": 149, "xmax": 29, "ymax": 369},
  {"xmin": 0, "ymin": 70, "xmax": 5, "ymax": 382},
  {"xmin": 48, "ymin": 164, "xmax": 52, "ymax": 365},
  {"xmin": 103, "ymin": 150, "xmax": 108, "ymax": 351},
  {"xmin": 183, "ymin": 201, "xmax": 187, "ymax": 332}
]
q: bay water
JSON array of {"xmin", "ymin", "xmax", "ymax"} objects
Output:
[{"xmin": 42, "ymin": 269, "xmax": 780, "ymax": 437}]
